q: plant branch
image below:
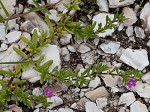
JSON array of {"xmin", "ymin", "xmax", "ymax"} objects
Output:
[{"xmin": 3, "ymin": 0, "xmax": 63, "ymax": 21}]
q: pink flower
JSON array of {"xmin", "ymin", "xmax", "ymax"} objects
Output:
[
  {"xmin": 126, "ymin": 78, "xmax": 137, "ymax": 89},
  {"xmin": 43, "ymin": 87, "xmax": 54, "ymax": 97}
]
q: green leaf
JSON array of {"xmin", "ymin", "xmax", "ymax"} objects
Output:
[
  {"xmin": 0, "ymin": 14, "xmax": 3, "ymax": 22},
  {"xmin": 0, "ymin": 0, "xmax": 10, "ymax": 17},
  {"xmin": 32, "ymin": 29, "xmax": 38, "ymax": 47},
  {"xmin": 12, "ymin": 80, "xmax": 26, "ymax": 85},
  {"xmin": 0, "ymin": 70, "xmax": 11, "ymax": 75},
  {"xmin": 13, "ymin": 47, "xmax": 28, "ymax": 59},
  {"xmin": 20, "ymin": 36, "xmax": 32, "ymax": 45},
  {"xmin": 45, "ymin": 15, "xmax": 54, "ymax": 37}
]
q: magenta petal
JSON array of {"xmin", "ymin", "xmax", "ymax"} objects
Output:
[{"xmin": 43, "ymin": 87, "xmax": 54, "ymax": 97}]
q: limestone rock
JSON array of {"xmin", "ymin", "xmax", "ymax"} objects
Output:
[
  {"xmin": 58, "ymin": 108, "xmax": 73, "ymax": 112},
  {"xmin": 22, "ymin": 65, "xmax": 41, "ymax": 83},
  {"xmin": 120, "ymin": 48, "xmax": 149, "ymax": 70},
  {"xmin": 85, "ymin": 102, "xmax": 104, "ymax": 112},
  {"xmin": 134, "ymin": 27, "xmax": 145, "ymax": 39},
  {"xmin": 130, "ymin": 101, "xmax": 148, "ymax": 112},
  {"xmin": 20, "ymin": 21, "xmax": 35, "ymax": 33},
  {"xmin": 0, "ymin": 23, "xmax": 6, "ymax": 40},
  {"xmin": 108, "ymin": 0, "xmax": 135, "ymax": 8},
  {"xmin": 100, "ymin": 42, "xmax": 120, "ymax": 54},
  {"xmin": 5, "ymin": 31, "xmax": 22, "ymax": 44},
  {"xmin": 78, "ymin": 43, "xmax": 91, "ymax": 53},
  {"xmin": 81, "ymin": 51, "xmax": 96, "ymax": 65},
  {"xmin": 119, "ymin": 92, "xmax": 136, "ymax": 106},
  {"xmin": 142, "ymin": 72, "xmax": 150, "ymax": 84},
  {"xmin": 140, "ymin": 2, "xmax": 150, "ymax": 30},
  {"xmin": 97, "ymin": 0, "xmax": 108, "ymax": 12},
  {"xmin": 24, "ymin": 9, "xmax": 49, "ymax": 31},
  {"xmin": 122, "ymin": 7, "xmax": 137, "ymax": 26},
  {"xmin": 132, "ymin": 82, "xmax": 150, "ymax": 98},
  {"xmin": 89, "ymin": 77, "xmax": 101, "ymax": 88},
  {"xmin": 92, "ymin": 13, "xmax": 115, "ymax": 37},
  {"xmin": 0, "ymin": 44, "xmax": 22, "ymax": 71},
  {"xmin": 47, "ymin": 96, "xmax": 63, "ymax": 109},
  {"xmin": 49, "ymin": 9, "xmax": 61, "ymax": 22},
  {"xmin": 126, "ymin": 26, "xmax": 133, "ymax": 37},
  {"xmin": 102, "ymin": 75, "xmax": 121, "ymax": 87},
  {"xmin": 96, "ymin": 97, "xmax": 108, "ymax": 109},
  {"xmin": 61, "ymin": 47, "xmax": 70, "ymax": 61},
  {"xmin": 85, "ymin": 86, "xmax": 110, "ymax": 101}
]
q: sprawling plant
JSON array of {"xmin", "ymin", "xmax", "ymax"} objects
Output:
[{"xmin": 0, "ymin": 0, "xmax": 142, "ymax": 110}]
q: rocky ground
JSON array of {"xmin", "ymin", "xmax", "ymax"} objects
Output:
[{"xmin": 0, "ymin": 0, "xmax": 150, "ymax": 112}]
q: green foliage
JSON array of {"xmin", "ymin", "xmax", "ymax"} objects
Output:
[
  {"xmin": 35, "ymin": 60, "xmax": 53, "ymax": 83},
  {"xmin": 64, "ymin": 0, "xmax": 81, "ymax": 10}
]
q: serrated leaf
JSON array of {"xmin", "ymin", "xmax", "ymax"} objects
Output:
[{"xmin": 13, "ymin": 47, "xmax": 28, "ymax": 59}]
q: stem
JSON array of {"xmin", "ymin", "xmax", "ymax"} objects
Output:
[{"xmin": 3, "ymin": 0, "xmax": 63, "ymax": 21}]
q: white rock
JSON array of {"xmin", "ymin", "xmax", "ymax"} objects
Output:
[
  {"xmin": 96, "ymin": 97, "xmax": 108, "ymax": 109},
  {"xmin": 0, "ymin": 43, "xmax": 8, "ymax": 52},
  {"xmin": 67, "ymin": 45, "xmax": 76, "ymax": 52},
  {"xmin": 92, "ymin": 13, "xmax": 115, "ymax": 37},
  {"xmin": 147, "ymin": 40, "xmax": 150, "ymax": 47},
  {"xmin": 97, "ymin": 0, "xmax": 108, "ymax": 12},
  {"xmin": 126, "ymin": 26, "xmax": 133, "ymax": 37},
  {"xmin": 111, "ymin": 87, "xmax": 119, "ymax": 93},
  {"xmin": 120, "ymin": 48, "xmax": 149, "ymax": 70},
  {"xmin": 0, "ymin": 23, "xmax": 7, "ymax": 40},
  {"xmin": 122, "ymin": 7, "xmax": 137, "ymax": 26},
  {"xmin": 5, "ymin": 31, "xmax": 22, "ymax": 44},
  {"xmin": 134, "ymin": 27, "xmax": 145, "ymax": 39},
  {"xmin": 118, "ymin": 23, "xmax": 124, "ymax": 31},
  {"xmin": 118, "ymin": 92, "xmax": 136, "ymax": 106},
  {"xmin": 60, "ymin": 33, "xmax": 72, "ymax": 45},
  {"xmin": 61, "ymin": 47, "xmax": 70, "ymax": 61},
  {"xmin": 132, "ymin": 82, "xmax": 150, "ymax": 98},
  {"xmin": 130, "ymin": 101, "xmax": 148, "ymax": 112},
  {"xmin": 24, "ymin": 9, "xmax": 49, "ymax": 31},
  {"xmin": 78, "ymin": 43, "xmax": 91, "ymax": 53},
  {"xmin": 81, "ymin": 51, "xmax": 96, "ymax": 65},
  {"xmin": 108, "ymin": 0, "xmax": 135, "ymax": 8},
  {"xmin": 102, "ymin": 75, "xmax": 121, "ymax": 87},
  {"xmin": 147, "ymin": 16, "xmax": 150, "ymax": 30},
  {"xmin": 140, "ymin": 2, "xmax": 150, "ymax": 26},
  {"xmin": 8, "ymin": 19, "xmax": 16, "ymax": 30},
  {"xmin": 34, "ymin": 44, "xmax": 61, "ymax": 73},
  {"xmin": 18, "ymin": 32, "xmax": 31, "ymax": 50},
  {"xmin": 49, "ymin": 9, "xmax": 61, "ymax": 22},
  {"xmin": 85, "ymin": 102, "xmax": 104, "ymax": 112},
  {"xmin": 33, "ymin": 108, "xmax": 39, "ymax": 112},
  {"xmin": 22, "ymin": 65, "xmax": 41, "ymax": 83},
  {"xmin": 0, "ymin": 0, "xmax": 16, "ymax": 18},
  {"xmin": 0, "ymin": 44, "xmax": 22, "ymax": 71},
  {"xmin": 100, "ymin": 42, "xmax": 120, "ymax": 54},
  {"xmin": 47, "ymin": 96, "xmax": 63, "ymax": 109},
  {"xmin": 15, "ymin": 4, "xmax": 23, "ymax": 14},
  {"xmin": 20, "ymin": 21, "xmax": 35, "ymax": 33},
  {"xmin": 47, "ymin": 0, "xmax": 70, "ymax": 12},
  {"xmin": 89, "ymin": 77, "xmax": 101, "ymax": 88},
  {"xmin": 85, "ymin": 86, "xmax": 110, "ymax": 101},
  {"xmin": 32, "ymin": 87, "xmax": 43, "ymax": 96},
  {"xmin": 58, "ymin": 108, "xmax": 73, "ymax": 112},
  {"xmin": 142, "ymin": 72, "xmax": 150, "ymax": 84}
]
